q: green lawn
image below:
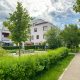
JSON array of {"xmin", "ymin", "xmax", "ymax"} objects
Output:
[{"xmin": 36, "ymin": 54, "xmax": 74, "ymax": 80}]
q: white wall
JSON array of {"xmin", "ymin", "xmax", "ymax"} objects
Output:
[
  {"xmin": 31, "ymin": 22, "xmax": 53, "ymax": 45},
  {"xmin": 0, "ymin": 23, "xmax": 11, "ymax": 43},
  {"xmin": 0, "ymin": 29, "xmax": 2, "ymax": 42},
  {"xmin": 0, "ymin": 22, "xmax": 3, "ymax": 42}
]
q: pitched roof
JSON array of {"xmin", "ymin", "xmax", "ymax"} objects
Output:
[{"xmin": 32, "ymin": 18, "xmax": 53, "ymax": 26}]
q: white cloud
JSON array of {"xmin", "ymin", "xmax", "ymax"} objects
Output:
[
  {"xmin": 0, "ymin": 0, "xmax": 80, "ymax": 27},
  {"xmin": 0, "ymin": 0, "xmax": 74, "ymax": 17},
  {"xmin": 23, "ymin": 0, "xmax": 53, "ymax": 17},
  {"xmin": 5, "ymin": 0, "xmax": 52, "ymax": 16}
]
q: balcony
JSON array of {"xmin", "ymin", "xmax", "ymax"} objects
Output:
[
  {"xmin": 2, "ymin": 27, "xmax": 10, "ymax": 33},
  {"xmin": 2, "ymin": 37, "xmax": 12, "ymax": 43}
]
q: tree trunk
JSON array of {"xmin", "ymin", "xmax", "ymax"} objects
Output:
[
  {"xmin": 22, "ymin": 42, "xmax": 25, "ymax": 54},
  {"xmin": 19, "ymin": 43, "xmax": 21, "ymax": 56}
]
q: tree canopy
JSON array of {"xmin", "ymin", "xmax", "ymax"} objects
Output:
[
  {"xmin": 61, "ymin": 24, "xmax": 80, "ymax": 48},
  {"xmin": 46, "ymin": 27, "xmax": 62, "ymax": 49},
  {"xmin": 73, "ymin": 0, "xmax": 80, "ymax": 13},
  {"xmin": 3, "ymin": 2, "xmax": 31, "ymax": 56}
]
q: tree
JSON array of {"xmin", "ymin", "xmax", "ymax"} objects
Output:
[
  {"xmin": 73, "ymin": 0, "xmax": 80, "ymax": 13},
  {"xmin": 78, "ymin": 28, "xmax": 80, "ymax": 43},
  {"xmin": 46, "ymin": 27, "xmax": 62, "ymax": 49},
  {"xmin": 3, "ymin": 2, "xmax": 31, "ymax": 56},
  {"xmin": 61, "ymin": 24, "xmax": 80, "ymax": 49}
]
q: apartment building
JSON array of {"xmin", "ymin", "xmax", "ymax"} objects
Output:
[
  {"xmin": 0, "ymin": 19, "xmax": 53, "ymax": 46},
  {"xmin": 0, "ymin": 23, "xmax": 12, "ymax": 46},
  {"xmin": 30, "ymin": 19, "xmax": 53, "ymax": 45}
]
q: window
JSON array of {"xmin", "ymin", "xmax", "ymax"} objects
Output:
[
  {"xmin": 31, "ymin": 35, "xmax": 34, "ymax": 40},
  {"xmin": 43, "ymin": 34, "xmax": 46, "ymax": 39},
  {"xmin": 2, "ymin": 33, "xmax": 9, "ymax": 37},
  {"xmin": 34, "ymin": 28, "xmax": 37, "ymax": 32},
  {"xmin": 33, "ymin": 23, "xmax": 35, "ymax": 26},
  {"xmin": 36, "ymin": 35, "xmax": 39, "ymax": 39},
  {"xmin": 43, "ymin": 26, "xmax": 47, "ymax": 31}
]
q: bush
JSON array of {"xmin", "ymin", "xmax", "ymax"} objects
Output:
[
  {"xmin": 68, "ymin": 47, "xmax": 80, "ymax": 53},
  {"xmin": 0, "ymin": 47, "xmax": 68, "ymax": 80},
  {"xmin": 2, "ymin": 46, "xmax": 20, "ymax": 50},
  {"xmin": 0, "ymin": 47, "xmax": 9, "ymax": 57},
  {"xmin": 2, "ymin": 45, "xmax": 45, "ymax": 50}
]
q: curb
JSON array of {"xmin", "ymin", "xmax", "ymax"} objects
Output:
[{"xmin": 58, "ymin": 55, "xmax": 75, "ymax": 80}]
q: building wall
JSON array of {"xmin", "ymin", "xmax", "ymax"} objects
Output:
[
  {"xmin": 0, "ymin": 29, "xmax": 2, "ymax": 42},
  {"xmin": 31, "ymin": 22, "xmax": 53, "ymax": 45},
  {"xmin": 0, "ymin": 24, "xmax": 12, "ymax": 46},
  {"xmin": 0, "ymin": 19, "xmax": 53, "ymax": 46}
]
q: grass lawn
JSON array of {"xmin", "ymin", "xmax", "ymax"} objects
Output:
[{"xmin": 36, "ymin": 54, "xmax": 74, "ymax": 80}]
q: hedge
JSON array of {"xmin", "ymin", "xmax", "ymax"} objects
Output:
[
  {"xmin": 0, "ymin": 47, "xmax": 9, "ymax": 57},
  {"xmin": 2, "ymin": 45, "xmax": 45, "ymax": 50},
  {"xmin": 68, "ymin": 47, "xmax": 80, "ymax": 53},
  {"xmin": 2, "ymin": 46, "xmax": 20, "ymax": 50},
  {"xmin": 0, "ymin": 47, "xmax": 68, "ymax": 80}
]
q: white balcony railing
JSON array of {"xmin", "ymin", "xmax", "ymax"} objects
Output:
[
  {"xmin": 2, "ymin": 27, "xmax": 10, "ymax": 33},
  {"xmin": 2, "ymin": 37, "xmax": 12, "ymax": 43},
  {"xmin": 2, "ymin": 37, "xmax": 10, "ymax": 41}
]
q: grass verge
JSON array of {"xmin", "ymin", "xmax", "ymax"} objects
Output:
[{"xmin": 36, "ymin": 54, "xmax": 74, "ymax": 80}]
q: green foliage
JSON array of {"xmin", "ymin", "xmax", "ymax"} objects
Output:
[
  {"xmin": 78, "ymin": 28, "xmax": 80, "ymax": 42},
  {"xmin": 0, "ymin": 47, "xmax": 69, "ymax": 80},
  {"xmin": 0, "ymin": 47, "xmax": 8, "ymax": 57},
  {"xmin": 61, "ymin": 24, "xmax": 80, "ymax": 49},
  {"xmin": 2, "ymin": 45, "xmax": 45, "ymax": 50},
  {"xmin": 2, "ymin": 46, "xmax": 20, "ymax": 50},
  {"xmin": 46, "ymin": 27, "xmax": 62, "ymax": 49},
  {"xmin": 68, "ymin": 47, "xmax": 80, "ymax": 53},
  {"xmin": 3, "ymin": 2, "xmax": 31, "ymax": 56},
  {"xmin": 73, "ymin": 0, "xmax": 80, "ymax": 13},
  {"xmin": 3, "ymin": 2, "xmax": 31, "ymax": 43},
  {"xmin": 36, "ymin": 54, "xmax": 74, "ymax": 80},
  {"xmin": 7, "ymin": 50, "xmax": 17, "ymax": 53}
]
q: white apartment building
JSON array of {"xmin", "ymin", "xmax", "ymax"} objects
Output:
[
  {"xmin": 30, "ymin": 19, "xmax": 53, "ymax": 45},
  {"xmin": 0, "ymin": 23, "xmax": 12, "ymax": 46},
  {"xmin": 0, "ymin": 19, "xmax": 53, "ymax": 46}
]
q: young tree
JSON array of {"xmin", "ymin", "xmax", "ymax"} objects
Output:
[
  {"xmin": 3, "ymin": 2, "xmax": 31, "ymax": 56},
  {"xmin": 61, "ymin": 24, "xmax": 80, "ymax": 49},
  {"xmin": 46, "ymin": 27, "xmax": 62, "ymax": 49}
]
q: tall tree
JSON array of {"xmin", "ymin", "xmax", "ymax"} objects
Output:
[
  {"xmin": 3, "ymin": 2, "xmax": 31, "ymax": 56},
  {"xmin": 61, "ymin": 24, "xmax": 80, "ymax": 49},
  {"xmin": 46, "ymin": 27, "xmax": 62, "ymax": 49}
]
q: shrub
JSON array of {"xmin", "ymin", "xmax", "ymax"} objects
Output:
[
  {"xmin": 0, "ymin": 47, "xmax": 68, "ymax": 80},
  {"xmin": 2, "ymin": 46, "xmax": 20, "ymax": 50},
  {"xmin": 2, "ymin": 45, "xmax": 45, "ymax": 50},
  {"xmin": 7, "ymin": 50, "xmax": 17, "ymax": 53},
  {"xmin": 68, "ymin": 47, "xmax": 80, "ymax": 53},
  {"xmin": 0, "ymin": 47, "xmax": 9, "ymax": 57}
]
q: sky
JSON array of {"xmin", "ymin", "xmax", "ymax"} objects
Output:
[{"xmin": 0, "ymin": 0, "xmax": 80, "ymax": 28}]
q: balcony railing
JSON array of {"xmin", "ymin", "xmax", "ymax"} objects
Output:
[
  {"xmin": 2, "ymin": 37, "xmax": 12, "ymax": 43},
  {"xmin": 2, "ymin": 27, "xmax": 10, "ymax": 33}
]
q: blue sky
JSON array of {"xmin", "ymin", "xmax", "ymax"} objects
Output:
[{"xmin": 0, "ymin": 0, "xmax": 80, "ymax": 28}]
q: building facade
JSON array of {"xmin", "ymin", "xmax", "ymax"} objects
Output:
[
  {"xmin": 30, "ymin": 19, "xmax": 53, "ymax": 45},
  {"xmin": 0, "ymin": 23, "xmax": 12, "ymax": 46},
  {"xmin": 0, "ymin": 19, "xmax": 53, "ymax": 46}
]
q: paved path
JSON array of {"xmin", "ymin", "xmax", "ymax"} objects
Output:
[{"xmin": 59, "ymin": 53, "xmax": 80, "ymax": 80}]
